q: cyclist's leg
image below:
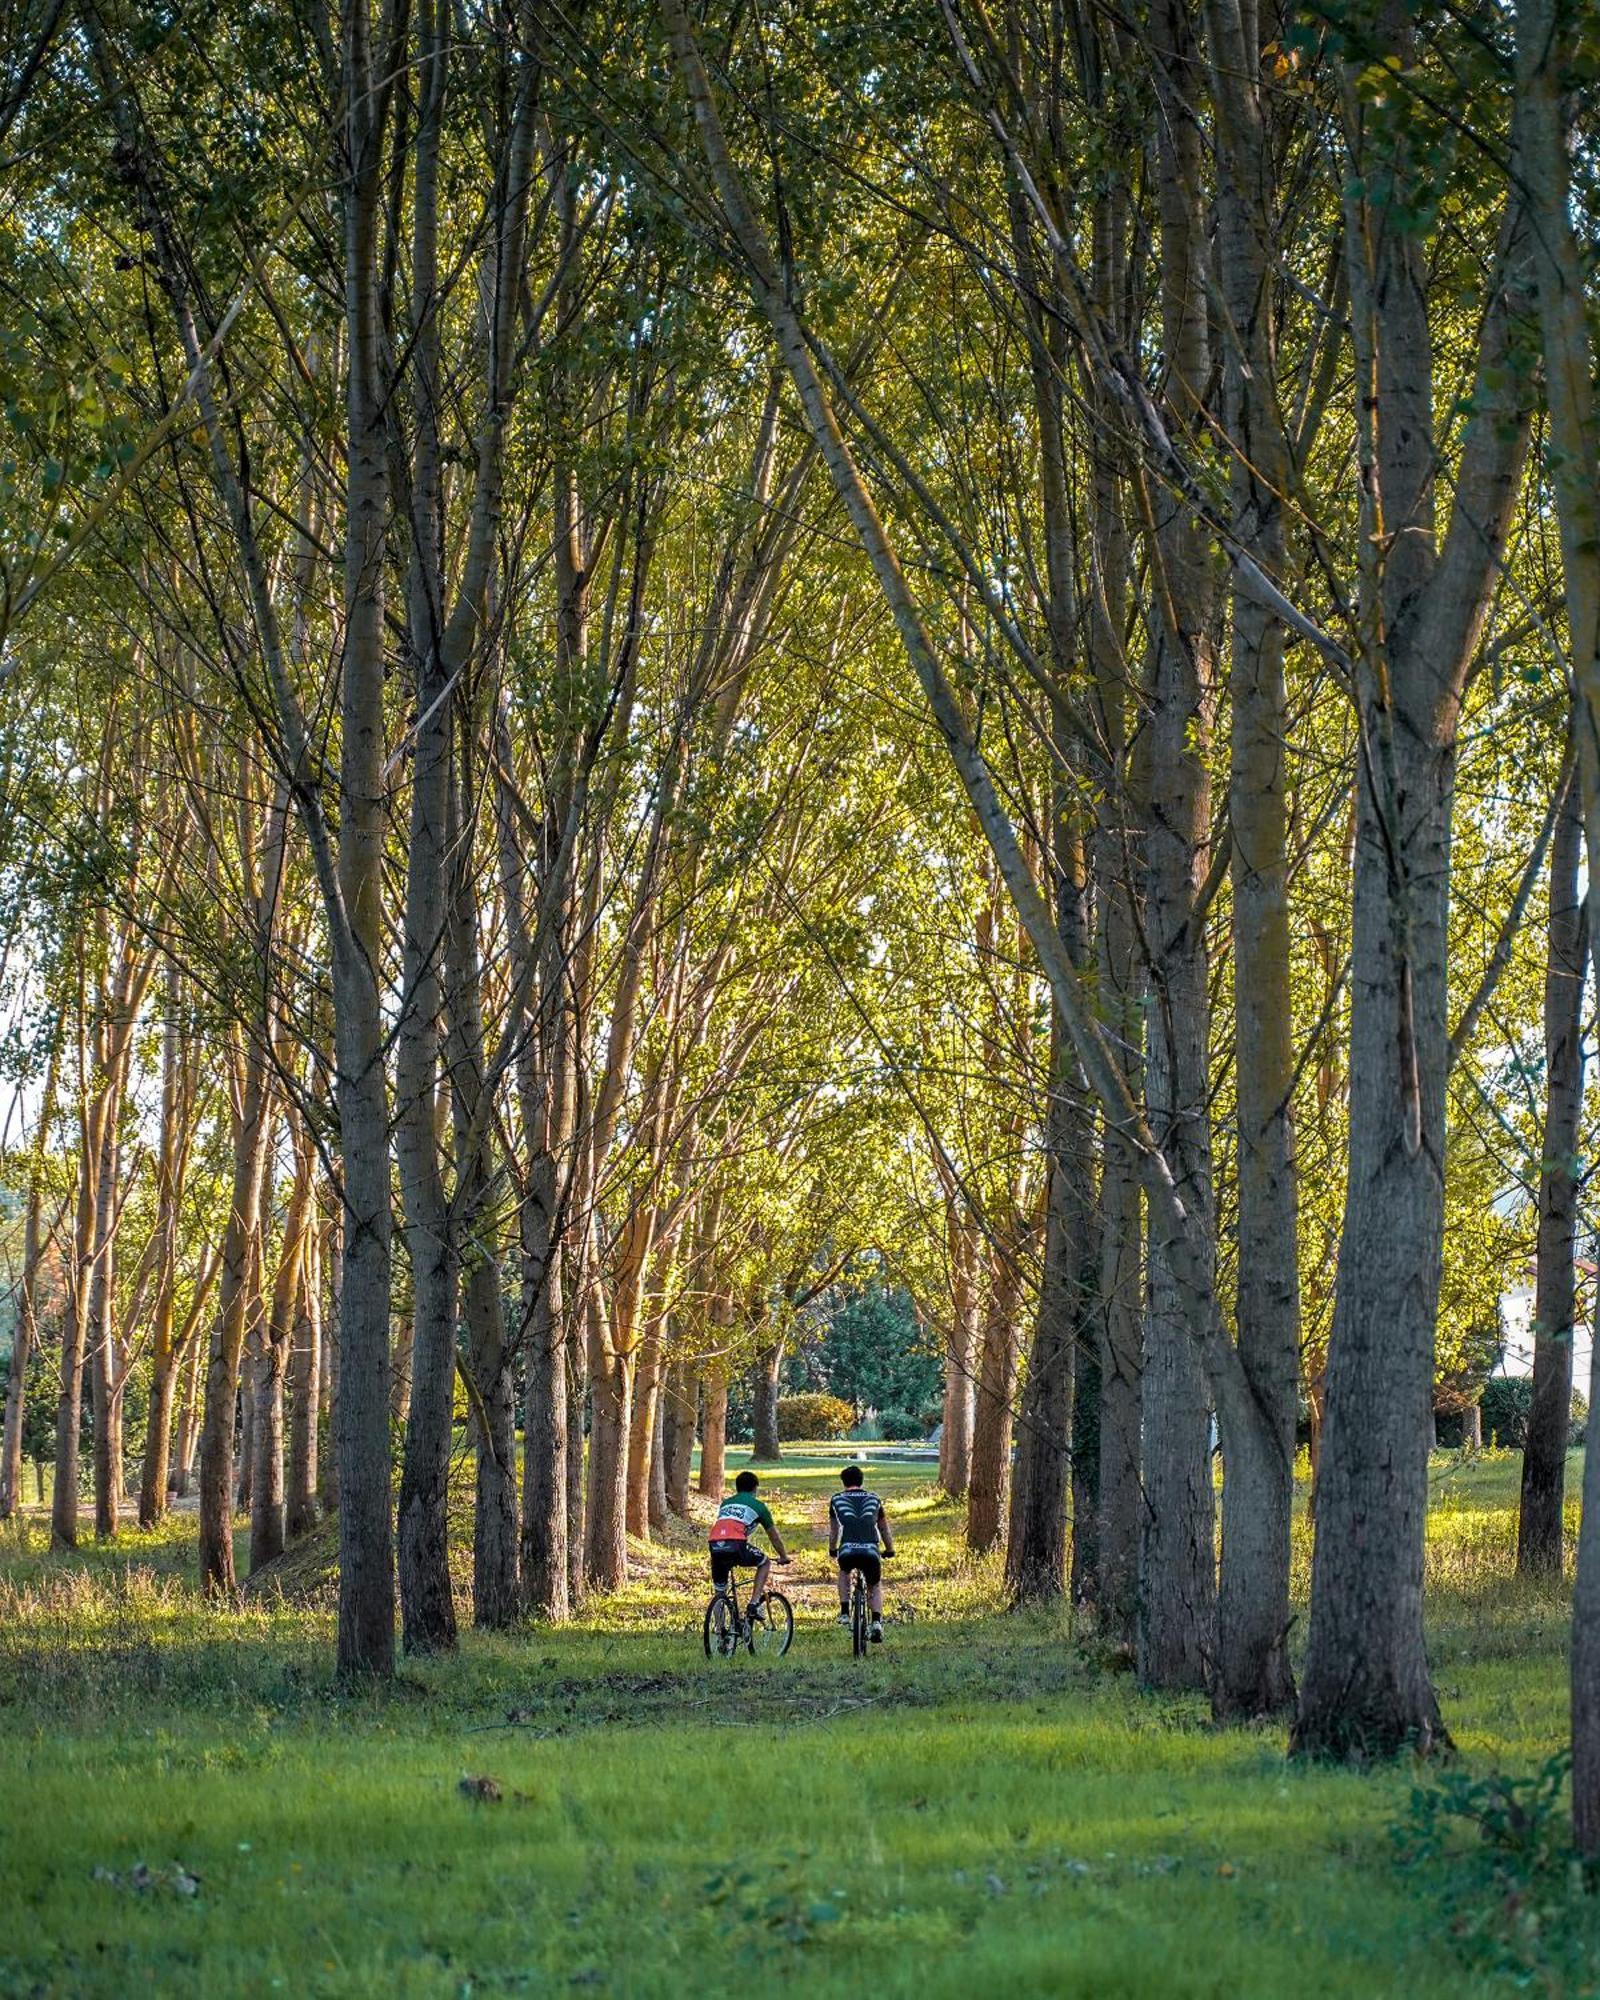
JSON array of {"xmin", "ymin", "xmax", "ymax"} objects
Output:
[
  {"xmin": 836, "ymin": 1555, "xmax": 852, "ymax": 1612},
  {"xmin": 749, "ymin": 1552, "xmax": 771, "ymax": 1612}
]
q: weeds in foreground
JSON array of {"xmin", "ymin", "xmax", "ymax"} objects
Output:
[{"xmin": 1393, "ymin": 1754, "xmax": 1600, "ymax": 1994}]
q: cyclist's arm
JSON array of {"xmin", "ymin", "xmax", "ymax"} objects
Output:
[
  {"xmin": 827, "ymin": 1496, "xmax": 841, "ymax": 1558},
  {"xmin": 877, "ymin": 1504, "xmax": 896, "ymax": 1557},
  {"xmin": 756, "ymin": 1499, "xmax": 789, "ymax": 1562}
]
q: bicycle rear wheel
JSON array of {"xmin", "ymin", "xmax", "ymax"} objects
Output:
[
  {"xmin": 703, "ymin": 1592, "xmax": 738, "ymax": 1659},
  {"xmin": 748, "ymin": 1590, "xmax": 793, "ymax": 1657},
  {"xmin": 852, "ymin": 1579, "xmax": 869, "ymax": 1658}
]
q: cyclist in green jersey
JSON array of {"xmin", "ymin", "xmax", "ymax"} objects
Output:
[{"xmin": 708, "ymin": 1469, "xmax": 790, "ymax": 1622}]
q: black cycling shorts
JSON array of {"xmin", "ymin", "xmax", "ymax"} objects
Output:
[
  {"xmin": 709, "ymin": 1540, "xmax": 765, "ymax": 1584},
  {"xmin": 837, "ymin": 1548, "xmax": 881, "ymax": 1588}
]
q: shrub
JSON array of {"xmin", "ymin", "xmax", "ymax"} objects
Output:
[
  {"xmin": 775, "ymin": 1393, "xmax": 853, "ymax": 1441},
  {"xmin": 1480, "ymin": 1377, "xmax": 1532, "ymax": 1449},
  {"xmin": 1571, "ymin": 1391, "xmax": 1588, "ymax": 1449},
  {"xmin": 878, "ymin": 1408, "xmax": 924, "ymax": 1442}
]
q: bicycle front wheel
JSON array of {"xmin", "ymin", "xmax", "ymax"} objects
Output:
[{"xmin": 748, "ymin": 1590, "xmax": 793, "ymax": 1657}]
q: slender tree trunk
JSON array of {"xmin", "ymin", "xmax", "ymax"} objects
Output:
[
  {"xmin": 287, "ymin": 1203, "xmax": 322, "ymax": 1540},
  {"xmin": 664, "ymin": 1363, "xmax": 696, "ymax": 1516},
  {"xmin": 565, "ymin": 1262, "xmax": 588, "ymax": 1610},
  {"xmin": 251, "ymin": 1127, "xmax": 311, "ymax": 1572},
  {"xmin": 1137, "ymin": 0, "xmax": 1219, "ymax": 1697},
  {"xmin": 1513, "ymin": 0, "xmax": 1600, "ymax": 1853},
  {"xmin": 751, "ymin": 1340, "xmax": 782, "ymax": 1461},
  {"xmin": 967, "ymin": 1250, "xmax": 1022, "ymax": 1554},
  {"xmin": 198, "ymin": 1021, "xmax": 273, "ymax": 1597},
  {"xmin": 173, "ymin": 1335, "xmax": 202, "ymax": 1499},
  {"xmin": 627, "ymin": 1318, "xmax": 666, "ymax": 1536},
  {"xmin": 699, "ymin": 1363, "xmax": 728, "ymax": 1497},
  {"xmin": 1, "ymin": 1030, "xmax": 59, "ymax": 1522},
  {"xmin": 938, "ymin": 1206, "xmax": 978, "ymax": 1498},
  {"xmin": 1008, "ymin": 1007, "xmax": 1093, "ymax": 1602},
  {"xmin": 1518, "ymin": 762, "xmax": 1584, "ymax": 1577},
  {"xmin": 585, "ymin": 1296, "xmax": 631, "ymax": 1591},
  {"xmin": 648, "ymin": 1380, "xmax": 669, "ymax": 1531},
  {"xmin": 331, "ymin": 0, "xmax": 400, "ymax": 1682},
  {"xmin": 319, "ymin": 1211, "xmax": 340, "ymax": 1514},
  {"xmin": 89, "ymin": 1093, "xmax": 123, "ymax": 1541},
  {"xmin": 1204, "ymin": 0, "xmax": 1302, "ymax": 1721},
  {"xmin": 53, "ymin": 1093, "xmax": 98, "ymax": 1546}
]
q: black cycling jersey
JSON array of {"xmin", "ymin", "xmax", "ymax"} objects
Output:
[{"xmin": 830, "ymin": 1488, "xmax": 884, "ymax": 1553}]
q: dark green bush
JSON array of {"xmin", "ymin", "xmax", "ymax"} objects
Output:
[
  {"xmin": 878, "ymin": 1408, "xmax": 924, "ymax": 1442},
  {"xmin": 1480, "ymin": 1377, "xmax": 1533, "ymax": 1449}
]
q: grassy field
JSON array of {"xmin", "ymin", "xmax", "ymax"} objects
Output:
[{"xmin": 0, "ymin": 1446, "xmax": 1592, "ymax": 1998}]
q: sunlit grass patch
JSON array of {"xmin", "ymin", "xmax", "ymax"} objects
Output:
[{"xmin": 0, "ymin": 1446, "xmax": 1583, "ymax": 1996}]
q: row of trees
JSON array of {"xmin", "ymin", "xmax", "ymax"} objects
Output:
[{"xmin": 1, "ymin": 0, "xmax": 1598, "ymax": 1832}]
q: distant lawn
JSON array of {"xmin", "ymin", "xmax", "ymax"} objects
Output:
[{"xmin": 0, "ymin": 1449, "xmax": 1591, "ymax": 1996}]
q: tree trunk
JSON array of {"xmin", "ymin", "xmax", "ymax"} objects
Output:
[
  {"xmin": 319, "ymin": 1211, "xmax": 340, "ymax": 1513},
  {"xmin": 198, "ymin": 1023, "xmax": 272, "ymax": 1597},
  {"xmin": 585, "ymin": 1321, "xmax": 631, "ymax": 1591},
  {"xmin": 89, "ymin": 1111, "xmax": 122, "ymax": 1541},
  {"xmin": 699, "ymin": 1365, "xmax": 728, "ymax": 1497},
  {"xmin": 287, "ymin": 1209, "xmax": 322, "ymax": 1541},
  {"xmin": 1518, "ymin": 764, "xmax": 1584, "ymax": 1577},
  {"xmin": 1008, "ymin": 1001, "xmax": 1093, "ymax": 1603},
  {"xmin": 967, "ymin": 1251, "xmax": 1022, "ymax": 1554},
  {"xmin": 522, "ymin": 1219, "xmax": 570, "ymax": 1617},
  {"xmin": 330, "ymin": 0, "xmax": 400, "ymax": 1682},
  {"xmin": 565, "ymin": 1295, "xmax": 588, "ymax": 1610},
  {"xmin": 751, "ymin": 1340, "xmax": 782, "ymax": 1461},
  {"xmin": 1, "ymin": 1030, "xmax": 59, "ymax": 1523},
  {"xmin": 1137, "ymin": 0, "xmax": 1219, "ymax": 1698},
  {"xmin": 1293, "ymin": 4, "xmax": 1530, "ymax": 1759},
  {"xmin": 627, "ymin": 1319, "xmax": 665, "ymax": 1538},
  {"xmin": 664, "ymin": 1363, "xmax": 696, "ymax": 1516},
  {"xmin": 1204, "ymin": 0, "xmax": 1302, "ymax": 1722},
  {"xmin": 1294, "ymin": 732, "xmax": 1453, "ymax": 1756},
  {"xmin": 173, "ymin": 1336, "xmax": 202, "ymax": 1499},
  {"xmin": 251, "ymin": 1127, "xmax": 311, "ymax": 1573},
  {"xmin": 249, "ymin": 1330, "xmax": 287, "ymax": 1570},
  {"xmin": 938, "ymin": 1207, "xmax": 978, "ymax": 1498},
  {"xmin": 649, "ymin": 1383, "xmax": 669, "ymax": 1531}
]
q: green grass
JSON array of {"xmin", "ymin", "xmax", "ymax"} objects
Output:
[{"xmin": 0, "ymin": 1448, "xmax": 1591, "ymax": 1996}]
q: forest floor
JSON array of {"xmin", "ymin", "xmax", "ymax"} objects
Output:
[{"xmin": 0, "ymin": 1448, "xmax": 1593, "ymax": 1998}]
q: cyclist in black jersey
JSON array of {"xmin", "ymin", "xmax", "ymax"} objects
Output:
[{"xmin": 829, "ymin": 1462, "xmax": 895, "ymax": 1642}]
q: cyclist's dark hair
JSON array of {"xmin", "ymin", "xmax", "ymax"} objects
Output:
[
  {"xmin": 735, "ymin": 1469, "xmax": 759, "ymax": 1492},
  {"xmin": 841, "ymin": 1464, "xmax": 864, "ymax": 1487}
]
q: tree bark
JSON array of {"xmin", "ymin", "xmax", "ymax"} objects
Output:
[
  {"xmin": 967, "ymin": 1247, "xmax": 1022, "ymax": 1554},
  {"xmin": 287, "ymin": 1199, "xmax": 322, "ymax": 1540},
  {"xmin": 938, "ymin": 1200, "xmax": 978, "ymax": 1498},
  {"xmin": 750, "ymin": 1337, "xmax": 783, "ymax": 1461},
  {"xmin": 585, "ymin": 1296, "xmax": 631, "ymax": 1591},
  {"xmin": 699, "ymin": 1363, "xmax": 729, "ymax": 1497},
  {"xmin": 1512, "ymin": 0, "xmax": 1600, "ymax": 1849},
  {"xmin": 251, "ymin": 1121, "xmax": 311, "ymax": 1572},
  {"xmin": 1519, "ymin": 762, "xmax": 1584, "ymax": 1577},
  {"xmin": 663, "ymin": 1363, "xmax": 696, "ymax": 1516},
  {"xmin": 1296, "ymin": 64, "xmax": 1531, "ymax": 1752},
  {"xmin": 198, "ymin": 1011, "xmax": 273, "ymax": 1597},
  {"xmin": 1, "ymin": 1028, "xmax": 59, "ymax": 1522},
  {"xmin": 1137, "ymin": 0, "xmax": 1219, "ymax": 1695},
  {"xmin": 1203, "ymin": 0, "xmax": 1301, "ymax": 1721}
]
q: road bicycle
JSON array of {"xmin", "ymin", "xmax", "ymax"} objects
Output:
[
  {"xmin": 844, "ymin": 1553, "xmax": 890, "ymax": 1658},
  {"xmin": 703, "ymin": 1564, "xmax": 793, "ymax": 1659}
]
